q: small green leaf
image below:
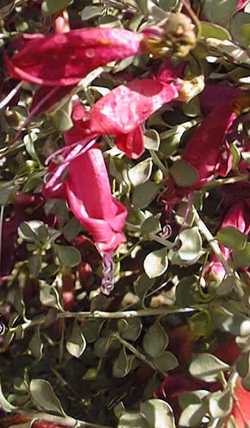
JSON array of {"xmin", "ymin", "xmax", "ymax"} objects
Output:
[
  {"xmin": 179, "ymin": 403, "xmax": 207, "ymax": 427},
  {"xmin": 217, "ymin": 226, "xmax": 247, "ymax": 251},
  {"xmin": 66, "ymin": 321, "xmax": 86, "ymax": 358},
  {"xmin": 143, "ymin": 322, "xmax": 168, "ymax": 358},
  {"xmin": 177, "ymin": 227, "xmax": 203, "ymax": 263},
  {"xmin": 118, "ymin": 411, "xmax": 149, "ymax": 428},
  {"xmin": 144, "ymin": 248, "xmax": 168, "ymax": 279},
  {"xmin": 189, "ymin": 353, "xmax": 229, "ymax": 382},
  {"xmin": 113, "ymin": 347, "xmax": 134, "ymax": 378},
  {"xmin": 40, "ymin": 283, "xmax": 62, "ymax": 309},
  {"xmin": 30, "ymin": 379, "xmax": 66, "ymax": 416},
  {"xmin": 29, "ymin": 329, "xmax": 44, "ymax": 360},
  {"xmin": 170, "ymin": 160, "xmax": 198, "ymax": 187},
  {"xmin": 80, "ymin": 5, "xmax": 102, "ymax": 20},
  {"xmin": 141, "ymin": 399, "xmax": 176, "ymax": 428},
  {"xmin": 0, "ymin": 382, "xmax": 17, "ymax": 412},
  {"xmin": 132, "ymin": 181, "xmax": 159, "ymax": 209},
  {"xmin": 42, "ymin": 0, "xmax": 72, "ymax": 16},
  {"xmin": 202, "ymin": 0, "xmax": 237, "ymax": 27},
  {"xmin": 233, "ymin": 243, "xmax": 250, "ymax": 267},
  {"xmin": 19, "ymin": 221, "xmax": 47, "ymax": 243},
  {"xmin": 141, "ymin": 216, "xmax": 161, "ymax": 240},
  {"xmin": 118, "ymin": 318, "xmax": 142, "ymax": 341},
  {"xmin": 209, "ymin": 389, "xmax": 233, "ymax": 418},
  {"xmin": 54, "ymin": 244, "xmax": 81, "ymax": 267},
  {"xmin": 231, "ymin": 12, "xmax": 250, "ymax": 47},
  {"xmin": 128, "ymin": 159, "xmax": 153, "ymax": 186},
  {"xmin": 153, "ymin": 352, "xmax": 179, "ymax": 373},
  {"xmin": 200, "ymin": 21, "xmax": 231, "ymax": 40},
  {"xmin": 144, "ymin": 130, "xmax": 160, "ymax": 151},
  {"xmin": 213, "ymin": 306, "xmax": 250, "ymax": 336}
]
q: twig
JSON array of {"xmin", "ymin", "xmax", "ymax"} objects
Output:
[{"xmin": 10, "ymin": 307, "xmax": 195, "ymax": 333}]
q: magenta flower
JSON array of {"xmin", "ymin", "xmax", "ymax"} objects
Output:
[
  {"xmin": 90, "ymin": 78, "xmax": 178, "ymax": 158},
  {"xmin": 200, "ymin": 83, "xmax": 242, "ymax": 115},
  {"xmin": 6, "ymin": 28, "xmax": 145, "ymax": 86},
  {"xmin": 43, "ymin": 101, "xmax": 127, "ymax": 253},
  {"xmin": 65, "ymin": 148, "xmax": 127, "ymax": 253}
]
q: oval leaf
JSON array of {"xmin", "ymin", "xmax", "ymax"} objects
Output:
[{"xmin": 144, "ymin": 248, "xmax": 168, "ymax": 279}]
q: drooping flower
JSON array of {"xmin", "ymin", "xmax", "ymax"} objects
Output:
[
  {"xmin": 65, "ymin": 148, "xmax": 127, "ymax": 253},
  {"xmin": 6, "ymin": 28, "xmax": 145, "ymax": 86},
  {"xmin": 182, "ymin": 103, "xmax": 236, "ymax": 188},
  {"xmin": 90, "ymin": 78, "xmax": 179, "ymax": 158}
]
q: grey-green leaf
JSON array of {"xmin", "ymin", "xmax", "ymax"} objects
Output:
[
  {"xmin": 141, "ymin": 399, "xmax": 176, "ymax": 428},
  {"xmin": 143, "ymin": 322, "xmax": 168, "ymax": 358},
  {"xmin": 144, "ymin": 248, "xmax": 168, "ymax": 279},
  {"xmin": 128, "ymin": 159, "xmax": 153, "ymax": 186},
  {"xmin": 66, "ymin": 322, "xmax": 86, "ymax": 358},
  {"xmin": 189, "ymin": 353, "xmax": 229, "ymax": 382},
  {"xmin": 30, "ymin": 379, "xmax": 66, "ymax": 416}
]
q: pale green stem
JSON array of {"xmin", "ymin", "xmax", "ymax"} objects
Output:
[
  {"xmin": 19, "ymin": 410, "xmax": 112, "ymax": 428},
  {"xmin": 11, "ymin": 307, "xmax": 194, "ymax": 332},
  {"xmin": 149, "ymin": 150, "xmax": 168, "ymax": 176}
]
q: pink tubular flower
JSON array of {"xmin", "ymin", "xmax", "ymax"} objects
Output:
[
  {"xmin": 205, "ymin": 199, "xmax": 250, "ymax": 282},
  {"xmin": 65, "ymin": 148, "xmax": 127, "ymax": 253},
  {"xmin": 90, "ymin": 78, "xmax": 179, "ymax": 158},
  {"xmin": 44, "ymin": 147, "xmax": 127, "ymax": 253},
  {"xmin": 43, "ymin": 101, "xmax": 127, "ymax": 253},
  {"xmin": 6, "ymin": 28, "xmax": 145, "ymax": 86}
]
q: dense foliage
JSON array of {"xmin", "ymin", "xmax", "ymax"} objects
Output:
[{"xmin": 1, "ymin": 1, "xmax": 250, "ymax": 427}]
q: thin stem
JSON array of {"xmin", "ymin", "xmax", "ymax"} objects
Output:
[
  {"xmin": 149, "ymin": 150, "xmax": 168, "ymax": 176},
  {"xmin": 18, "ymin": 411, "xmax": 112, "ymax": 428},
  {"xmin": 150, "ymin": 234, "xmax": 174, "ymax": 248},
  {"xmin": 113, "ymin": 333, "xmax": 166, "ymax": 376},
  {"xmin": 203, "ymin": 174, "xmax": 249, "ymax": 190},
  {"xmin": 0, "ymin": 82, "xmax": 22, "ymax": 111},
  {"xmin": 11, "ymin": 307, "xmax": 195, "ymax": 332}
]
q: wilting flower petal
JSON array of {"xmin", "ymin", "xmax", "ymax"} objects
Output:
[
  {"xmin": 90, "ymin": 78, "xmax": 178, "ymax": 158},
  {"xmin": 65, "ymin": 148, "xmax": 127, "ymax": 253},
  {"xmin": 182, "ymin": 103, "xmax": 236, "ymax": 188},
  {"xmin": 6, "ymin": 28, "xmax": 144, "ymax": 86},
  {"xmin": 200, "ymin": 83, "xmax": 242, "ymax": 115}
]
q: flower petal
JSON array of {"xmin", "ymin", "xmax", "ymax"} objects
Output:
[{"xmin": 6, "ymin": 28, "xmax": 144, "ymax": 86}]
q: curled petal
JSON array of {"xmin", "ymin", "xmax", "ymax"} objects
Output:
[
  {"xmin": 6, "ymin": 28, "xmax": 144, "ymax": 86},
  {"xmin": 90, "ymin": 79, "xmax": 178, "ymax": 135}
]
